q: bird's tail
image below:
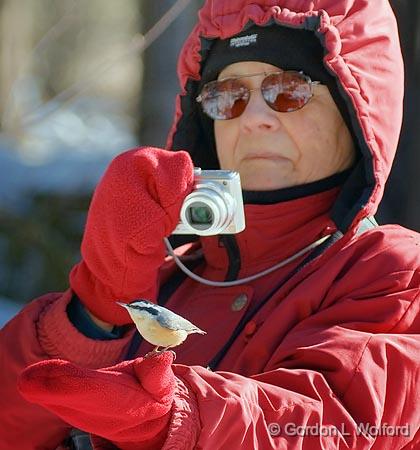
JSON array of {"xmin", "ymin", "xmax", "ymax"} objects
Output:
[{"xmin": 193, "ymin": 328, "xmax": 207, "ymax": 335}]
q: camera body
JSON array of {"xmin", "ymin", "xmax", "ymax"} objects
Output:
[{"xmin": 172, "ymin": 168, "xmax": 245, "ymax": 236}]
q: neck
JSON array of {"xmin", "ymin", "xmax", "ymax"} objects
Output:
[{"xmin": 242, "ymin": 169, "xmax": 352, "ymax": 205}]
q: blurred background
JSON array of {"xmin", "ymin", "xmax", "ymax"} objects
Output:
[{"xmin": 0, "ymin": 0, "xmax": 419, "ymax": 325}]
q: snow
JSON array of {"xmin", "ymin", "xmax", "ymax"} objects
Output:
[
  {"xmin": 0, "ymin": 297, "xmax": 22, "ymax": 328},
  {"xmin": 0, "ymin": 96, "xmax": 138, "ymax": 212}
]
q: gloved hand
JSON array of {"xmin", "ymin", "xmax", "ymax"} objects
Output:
[
  {"xmin": 69, "ymin": 147, "xmax": 194, "ymax": 325},
  {"xmin": 18, "ymin": 352, "xmax": 176, "ymax": 450}
]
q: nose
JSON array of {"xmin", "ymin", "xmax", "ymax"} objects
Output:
[{"xmin": 238, "ymin": 89, "xmax": 281, "ymax": 133}]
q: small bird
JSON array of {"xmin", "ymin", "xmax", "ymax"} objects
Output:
[{"xmin": 117, "ymin": 300, "xmax": 206, "ymax": 354}]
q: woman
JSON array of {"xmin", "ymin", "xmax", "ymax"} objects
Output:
[{"xmin": 1, "ymin": 0, "xmax": 419, "ymax": 449}]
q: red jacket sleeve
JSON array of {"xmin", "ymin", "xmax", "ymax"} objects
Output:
[
  {"xmin": 170, "ymin": 329, "xmax": 419, "ymax": 449},
  {"xmin": 0, "ymin": 291, "xmax": 136, "ymax": 450}
]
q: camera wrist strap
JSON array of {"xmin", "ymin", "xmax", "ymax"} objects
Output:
[{"xmin": 163, "ymin": 234, "xmax": 332, "ymax": 287}]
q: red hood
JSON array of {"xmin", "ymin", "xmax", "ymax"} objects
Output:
[{"xmin": 166, "ymin": 0, "xmax": 404, "ymax": 234}]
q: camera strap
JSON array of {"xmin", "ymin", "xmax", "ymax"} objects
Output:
[{"xmin": 61, "ymin": 429, "xmax": 97, "ymax": 450}]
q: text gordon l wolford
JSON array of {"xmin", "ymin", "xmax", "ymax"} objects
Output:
[{"xmin": 268, "ymin": 422, "xmax": 411, "ymax": 437}]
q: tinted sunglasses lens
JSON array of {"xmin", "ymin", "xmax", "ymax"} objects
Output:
[
  {"xmin": 200, "ymin": 79, "xmax": 249, "ymax": 120},
  {"xmin": 262, "ymin": 72, "xmax": 312, "ymax": 112}
]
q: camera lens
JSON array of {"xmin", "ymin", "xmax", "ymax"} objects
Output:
[
  {"xmin": 179, "ymin": 181, "xmax": 237, "ymax": 235},
  {"xmin": 188, "ymin": 204, "xmax": 213, "ymax": 225}
]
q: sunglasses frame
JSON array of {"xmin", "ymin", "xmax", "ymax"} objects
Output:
[{"xmin": 196, "ymin": 70, "xmax": 321, "ymax": 120}]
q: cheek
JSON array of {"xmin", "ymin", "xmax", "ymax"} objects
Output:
[
  {"xmin": 289, "ymin": 117, "xmax": 322, "ymax": 159},
  {"xmin": 214, "ymin": 121, "xmax": 238, "ymax": 169},
  {"xmin": 296, "ymin": 108, "xmax": 340, "ymax": 155},
  {"xmin": 295, "ymin": 107, "xmax": 355, "ymax": 176}
]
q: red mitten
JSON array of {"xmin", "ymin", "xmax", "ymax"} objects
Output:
[
  {"xmin": 69, "ymin": 147, "xmax": 194, "ymax": 324},
  {"xmin": 18, "ymin": 352, "xmax": 176, "ymax": 450}
]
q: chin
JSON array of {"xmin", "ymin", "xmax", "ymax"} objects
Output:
[
  {"xmin": 240, "ymin": 171, "xmax": 296, "ymax": 191},
  {"xmin": 238, "ymin": 160, "xmax": 296, "ymax": 191},
  {"xmin": 242, "ymin": 180, "xmax": 294, "ymax": 191}
]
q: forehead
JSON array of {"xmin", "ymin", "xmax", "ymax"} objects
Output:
[{"xmin": 217, "ymin": 61, "xmax": 283, "ymax": 79}]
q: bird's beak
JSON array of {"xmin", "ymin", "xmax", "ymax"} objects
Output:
[{"xmin": 116, "ymin": 301, "xmax": 129, "ymax": 309}]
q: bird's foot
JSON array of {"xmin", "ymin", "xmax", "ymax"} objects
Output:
[
  {"xmin": 144, "ymin": 349, "xmax": 160, "ymax": 358},
  {"xmin": 144, "ymin": 348, "xmax": 176, "ymax": 360},
  {"xmin": 166, "ymin": 350, "xmax": 176, "ymax": 361}
]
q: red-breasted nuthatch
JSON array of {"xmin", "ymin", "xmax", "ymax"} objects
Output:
[{"xmin": 117, "ymin": 300, "xmax": 206, "ymax": 352}]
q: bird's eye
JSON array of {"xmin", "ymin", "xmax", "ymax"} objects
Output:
[{"xmin": 142, "ymin": 307, "xmax": 159, "ymax": 316}]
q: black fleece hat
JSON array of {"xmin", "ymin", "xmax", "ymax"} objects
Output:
[{"xmin": 198, "ymin": 23, "xmax": 353, "ymax": 136}]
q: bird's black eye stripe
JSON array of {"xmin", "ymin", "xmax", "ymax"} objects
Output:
[
  {"xmin": 141, "ymin": 306, "xmax": 159, "ymax": 316},
  {"xmin": 131, "ymin": 305, "xmax": 159, "ymax": 316}
]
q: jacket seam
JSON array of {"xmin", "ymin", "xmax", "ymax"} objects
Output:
[
  {"xmin": 388, "ymin": 284, "xmax": 420, "ymax": 332},
  {"xmin": 341, "ymin": 334, "xmax": 373, "ymax": 398}
]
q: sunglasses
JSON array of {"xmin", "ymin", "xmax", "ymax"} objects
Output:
[{"xmin": 196, "ymin": 71, "xmax": 320, "ymax": 120}]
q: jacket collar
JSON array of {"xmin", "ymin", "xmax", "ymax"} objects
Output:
[{"xmin": 200, "ymin": 186, "xmax": 339, "ymax": 277}]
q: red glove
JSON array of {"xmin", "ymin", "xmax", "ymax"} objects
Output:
[
  {"xmin": 18, "ymin": 352, "xmax": 176, "ymax": 450},
  {"xmin": 69, "ymin": 147, "xmax": 194, "ymax": 324}
]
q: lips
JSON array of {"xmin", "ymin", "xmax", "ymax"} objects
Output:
[{"xmin": 242, "ymin": 151, "xmax": 290, "ymax": 161}]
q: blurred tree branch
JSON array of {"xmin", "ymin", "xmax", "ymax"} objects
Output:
[
  {"xmin": 1, "ymin": 1, "xmax": 77, "ymax": 132},
  {"xmin": 6, "ymin": 0, "xmax": 192, "ymax": 132}
]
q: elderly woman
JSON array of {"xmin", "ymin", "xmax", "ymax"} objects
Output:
[{"xmin": 1, "ymin": 0, "xmax": 419, "ymax": 449}]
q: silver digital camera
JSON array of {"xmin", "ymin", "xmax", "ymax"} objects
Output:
[{"xmin": 173, "ymin": 168, "xmax": 245, "ymax": 236}]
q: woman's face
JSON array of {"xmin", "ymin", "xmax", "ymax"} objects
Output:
[{"xmin": 214, "ymin": 61, "xmax": 356, "ymax": 191}]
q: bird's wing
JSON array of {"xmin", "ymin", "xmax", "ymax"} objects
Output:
[{"xmin": 156, "ymin": 311, "xmax": 201, "ymax": 332}]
